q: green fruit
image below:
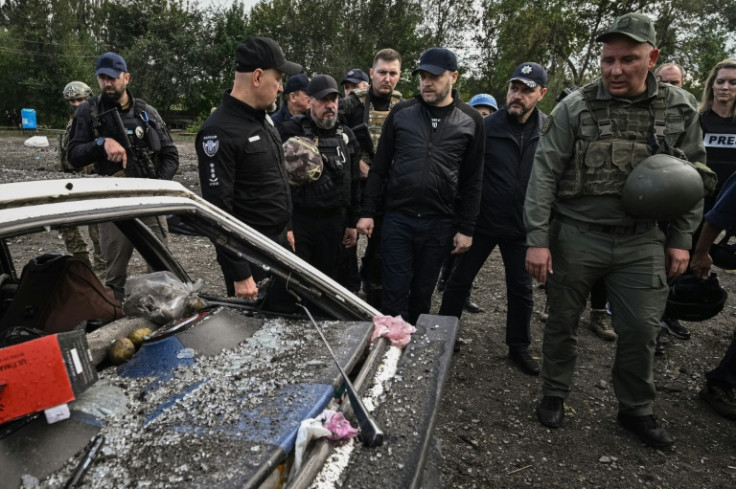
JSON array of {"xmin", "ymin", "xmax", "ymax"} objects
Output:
[
  {"xmin": 108, "ymin": 338, "xmax": 136, "ymax": 365},
  {"xmin": 128, "ymin": 328, "xmax": 153, "ymax": 350}
]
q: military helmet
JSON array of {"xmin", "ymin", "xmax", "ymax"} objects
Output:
[
  {"xmin": 63, "ymin": 81, "xmax": 93, "ymax": 100},
  {"xmin": 621, "ymin": 154, "xmax": 703, "ymax": 220},
  {"xmin": 282, "ymin": 136, "xmax": 323, "ymax": 186},
  {"xmin": 664, "ymin": 271, "xmax": 727, "ymax": 322}
]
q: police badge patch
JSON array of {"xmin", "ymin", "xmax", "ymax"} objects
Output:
[
  {"xmin": 202, "ymin": 135, "xmax": 219, "ymax": 157},
  {"xmin": 135, "ymin": 126, "xmax": 145, "ymax": 139}
]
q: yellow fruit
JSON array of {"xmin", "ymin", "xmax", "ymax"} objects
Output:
[
  {"xmin": 128, "ymin": 328, "xmax": 153, "ymax": 350},
  {"xmin": 108, "ymin": 338, "xmax": 136, "ymax": 365}
]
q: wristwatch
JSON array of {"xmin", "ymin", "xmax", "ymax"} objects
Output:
[{"xmin": 95, "ymin": 137, "xmax": 105, "ymax": 147}]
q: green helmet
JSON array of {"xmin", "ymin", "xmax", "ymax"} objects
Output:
[
  {"xmin": 62, "ymin": 81, "xmax": 93, "ymax": 100},
  {"xmin": 622, "ymin": 154, "xmax": 703, "ymax": 220}
]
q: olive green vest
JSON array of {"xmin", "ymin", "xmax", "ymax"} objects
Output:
[
  {"xmin": 353, "ymin": 87, "xmax": 401, "ymax": 164},
  {"xmin": 558, "ymin": 83, "xmax": 670, "ymax": 199}
]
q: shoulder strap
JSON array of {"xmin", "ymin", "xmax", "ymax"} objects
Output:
[
  {"xmin": 297, "ymin": 115, "xmax": 314, "ymax": 139},
  {"xmin": 581, "ymin": 83, "xmax": 613, "ymax": 139},
  {"xmin": 651, "ymin": 84, "xmax": 667, "ymax": 145}
]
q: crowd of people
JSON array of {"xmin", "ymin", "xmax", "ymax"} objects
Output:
[{"xmin": 58, "ymin": 10, "xmax": 736, "ymax": 450}]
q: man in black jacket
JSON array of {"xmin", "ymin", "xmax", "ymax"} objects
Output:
[
  {"xmin": 279, "ymin": 75, "xmax": 361, "ymax": 279},
  {"xmin": 67, "ymin": 52, "xmax": 179, "ymax": 298},
  {"xmin": 196, "ymin": 37, "xmax": 301, "ymax": 299},
  {"xmin": 357, "ymin": 47, "xmax": 484, "ymax": 324},
  {"xmin": 439, "ymin": 62, "xmax": 548, "ymax": 374}
]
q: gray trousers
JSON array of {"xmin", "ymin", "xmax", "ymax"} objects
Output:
[
  {"xmin": 542, "ymin": 219, "xmax": 669, "ymax": 415},
  {"xmin": 98, "ymin": 216, "xmax": 168, "ymax": 297}
]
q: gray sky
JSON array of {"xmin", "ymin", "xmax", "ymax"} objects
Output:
[{"xmin": 194, "ymin": 0, "xmax": 260, "ymax": 11}]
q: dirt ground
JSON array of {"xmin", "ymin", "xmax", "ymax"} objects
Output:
[{"xmin": 2, "ymin": 132, "xmax": 736, "ymax": 489}]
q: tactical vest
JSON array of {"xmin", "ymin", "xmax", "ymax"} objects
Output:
[
  {"xmin": 352, "ymin": 88, "xmax": 401, "ymax": 162},
  {"xmin": 557, "ymin": 83, "xmax": 672, "ymax": 199},
  {"xmin": 88, "ymin": 95, "xmax": 162, "ymax": 178},
  {"xmin": 291, "ymin": 117, "xmax": 351, "ymax": 209}
]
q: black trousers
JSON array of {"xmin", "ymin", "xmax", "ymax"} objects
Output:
[
  {"xmin": 293, "ymin": 208, "xmax": 345, "ymax": 279},
  {"xmin": 439, "ymin": 234, "xmax": 533, "ymax": 353}
]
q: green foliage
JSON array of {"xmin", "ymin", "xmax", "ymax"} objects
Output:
[{"xmin": 0, "ymin": 0, "xmax": 733, "ymax": 127}]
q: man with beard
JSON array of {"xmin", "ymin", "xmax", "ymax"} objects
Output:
[
  {"xmin": 340, "ymin": 48, "xmax": 403, "ymax": 306},
  {"xmin": 196, "ymin": 37, "xmax": 300, "ymax": 300},
  {"xmin": 525, "ymin": 13, "xmax": 705, "ymax": 448},
  {"xmin": 357, "ymin": 47, "xmax": 484, "ymax": 325},
  {"xmin": 440, "ymin": 62, "xmax": 547, "ymax": 374},
  {"xmin": 67, "ymin": 52, "xmax": 179, "ymax": 298},
  {"xmin": 279, "ymin": 75, "xmax": 360, "ymax": 278}
]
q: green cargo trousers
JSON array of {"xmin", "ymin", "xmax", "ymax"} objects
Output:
[{"xmin": 543, "ymin": 219, "xmax": 669, "ymax": 416}]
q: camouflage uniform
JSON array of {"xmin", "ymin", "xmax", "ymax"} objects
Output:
[{"xmin": 59, "ymin": 83, "xmax": 106, "ymax": 273}]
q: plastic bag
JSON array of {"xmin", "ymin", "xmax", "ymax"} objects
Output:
[
  {"xmin": 23, "ymin": 135, "xmax": 49, "ymax": 148},
  {"xmin": 122, "ymin": 271, "xmax": 204, "ymax": 325}
]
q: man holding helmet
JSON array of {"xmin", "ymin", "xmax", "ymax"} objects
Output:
[{"xmin": 524, "ymin": 12, "xmax": 706, "ymax": 448}]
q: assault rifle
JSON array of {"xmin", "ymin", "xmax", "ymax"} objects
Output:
[{"xmin": 99, "ymin": 107, "xmax": 158, "ymax": 179}]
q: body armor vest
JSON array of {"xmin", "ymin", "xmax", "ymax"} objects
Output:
[
  {"xmin": 557, "ymin": 83, "xmax": 669, "ymax": 199},
  {"xmin": 353, "ymin": 88, "xmax": 401, "ymax": 163},
  {"xmin": 292, "ymin": 117, "xmax": 351, "ymax": 209},
  {"xmin": 89, "ymin": 95, "xmax": 161, "ymax": 178}
]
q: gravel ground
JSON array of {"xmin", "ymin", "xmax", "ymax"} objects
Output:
[{"xmin": 3, "ymin": 131, "xmax": 736, "ymax": 489}]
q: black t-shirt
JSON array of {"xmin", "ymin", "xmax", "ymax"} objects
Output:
[
  {"xmin": 426, "ymin": 103, "xmax": 455, "ymax": 132},
  {"xmin": 701, "ymin": 109, "xmax": 736, "ymax": 199}
]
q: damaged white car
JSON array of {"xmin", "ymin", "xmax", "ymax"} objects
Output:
[{"xmin": 0, "ymin": 178, "xmax": 456, "ymax": 489}]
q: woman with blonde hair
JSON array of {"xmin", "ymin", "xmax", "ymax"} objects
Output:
[{"xmin": 699, "ymin": 58, "xmax": 736, "ymax": 207}]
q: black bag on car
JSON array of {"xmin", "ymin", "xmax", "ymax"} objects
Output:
[{"xmin": 0, "ymin": 254, "xmax": 122, "ymax": 334}]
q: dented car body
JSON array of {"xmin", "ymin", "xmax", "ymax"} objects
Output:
[{"xmin": 0, "ymin": 179, "xmax": 456, "ymax": 489}]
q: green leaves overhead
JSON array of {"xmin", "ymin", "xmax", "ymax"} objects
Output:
[{"xmin": 0, "ymin": 0, "xmax": 733, "ymax": 128}]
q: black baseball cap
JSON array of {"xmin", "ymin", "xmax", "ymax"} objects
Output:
[
  {"xmin": 95, "ymin": 52, "xmax": 127, "ymax": 78},
  {"xmin": 412, "ymin": 48, "xmax": 458, "ymax": 76},
  {"xmin": 341, "ymin": 68, "xmax": 369, "ymax": 85},
  {"xmin": 509, "ymin": 62, "xmax": 548, "ymax": 89},
  {"xmin": 235, "ymin": 37, "xmax": 302, "ymax": 75},
  {"xmin": 284, "ymin": 74, "xmax": 309, "ymax": 94},
  {"xmin": 307, "ymin": 75, "xmax": 340, "ymax": 99},
  {"xmin": 596, "ymin": 12, "xmax": 657, "ymax": 46}
]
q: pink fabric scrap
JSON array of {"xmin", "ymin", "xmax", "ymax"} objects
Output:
[
  {"xmin": 371, "ymin": 315, "xmax": 416, "ymax": 348},
  {"xmin": 324, "ymin": 411, "xmax": 359, "ymax": 440}
]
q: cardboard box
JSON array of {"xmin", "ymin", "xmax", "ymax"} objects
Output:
[{"xmin": 0, "ymin": 330, "xmax": 97, "ymax": 424}]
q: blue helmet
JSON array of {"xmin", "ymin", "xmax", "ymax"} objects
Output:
[{"xmin": 469, "ymin": 93, "xmax": 498, "ymax": 111}]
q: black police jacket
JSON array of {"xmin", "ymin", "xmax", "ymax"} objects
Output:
[
  {"xmin": 196, "ymin": 91, "xmax": 293, "ymax": 282},
  {"xmin": 67, "ymin": 92, "xmax": 179, "ymax": 180},
  {"xmin": 361, "ymin": 90, "xmax": 484, "ymax": 236},
  {"xmin": 477, "ymin": 107, "xmax": 546, "ymax": 240}
]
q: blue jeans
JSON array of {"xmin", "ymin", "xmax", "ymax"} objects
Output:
[{"xmin": 380, "ymin": 211, "xmax": 454, "ymax": 324}]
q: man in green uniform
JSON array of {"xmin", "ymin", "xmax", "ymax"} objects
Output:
[{"xmin": 524, "ymin": 12, "xmax": 706, "ymax": 448}]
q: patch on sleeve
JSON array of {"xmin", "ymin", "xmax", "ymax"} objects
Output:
[
  {"xmin": 201, "ymin": 134, "xmax": 219, "ymax": 157},
  {"xmin": 540, "ymin": 116, "xmax": 554, "ymax": 136}
]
